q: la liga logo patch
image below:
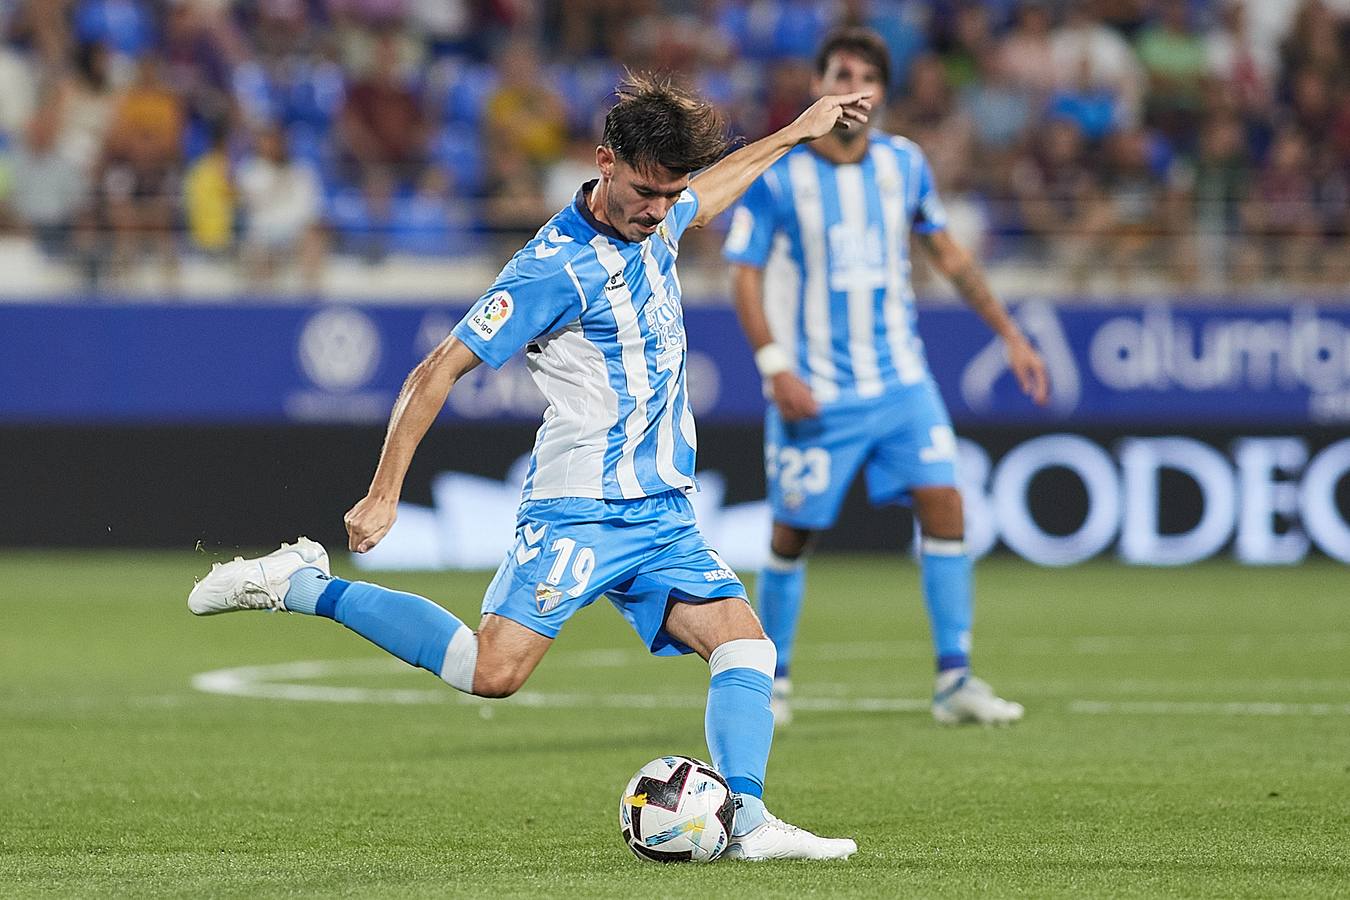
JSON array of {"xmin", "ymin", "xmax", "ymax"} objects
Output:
[{"xmin": 468, "ymin": 290, "xmax": 513, "ymax": 340}]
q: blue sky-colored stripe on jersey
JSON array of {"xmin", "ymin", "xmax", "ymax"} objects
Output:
[{"xmin": 815, "ymin": 154, "xmax": 857, "ymax": 395}]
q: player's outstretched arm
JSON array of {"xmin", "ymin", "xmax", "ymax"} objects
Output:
[
  {"xmin": 689, "ymin": 91, "xmax": 872, "ymax": 228},
  {"xmin": 344, "ymin": 336, "xmax": 482, "ymax": 553},
  {"xmin": 919, "ymin": 230, "xmax": 1050, "ymax": 406}
]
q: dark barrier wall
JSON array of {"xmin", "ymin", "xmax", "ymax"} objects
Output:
[{"xmin": 5, "ymin": 424, "xmax": 1345, "ymax": 566}]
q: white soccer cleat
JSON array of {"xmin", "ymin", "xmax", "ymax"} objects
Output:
[
  {"xmin": 771, "ymin": 677, "xmax": 793, "ymax": 726},
  {"xmin": 187, "ymin": 537, "xmax": 330, "ymax": 616},
  {"xmin": 725, "ymin": 811, "xmax": 857, "ymax": 861},
  {"xmin": 931, "ymin": 672, "xmax": 1024, "ymax": 725}
]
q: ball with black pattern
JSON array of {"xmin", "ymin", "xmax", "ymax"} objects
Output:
[{"xmin": 618, "ymin": 756, "xmax": 736, "ymax": 863}]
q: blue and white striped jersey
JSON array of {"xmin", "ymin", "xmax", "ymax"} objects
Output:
[
  {"xmin": 722, "ymin": 133, "xmax": 948, "ymax": 405},
  {"xmin": 453, "ymin": 181, "xmax": 699, "ymax": 502}
]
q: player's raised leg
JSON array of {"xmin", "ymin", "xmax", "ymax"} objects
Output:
[
  {"xmin": 911, "ymin": 486, "xmax": 1023, "ymax": 725},
  {"xmin": 187, "ymin": 538, "xmax": 550, "ymax": 696},
  {"xmin": 664, "ymin": 597, "xmax": 856, "ymax": 861}
]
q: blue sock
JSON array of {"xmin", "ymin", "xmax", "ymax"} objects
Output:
[
  {"xmin": 284, "ymin": 572, "xmax": 473, "ymax": 685},
  {"xmin": 920, "ymin": 537, "xmax": 973, "ymax": 672},
  {"xmin": 756, "ymin": 553, "xmax": 805, "ymax": 680},
  {"xmin": 704, "ymin": 638, "xmax": 776, "ymax": 828}
]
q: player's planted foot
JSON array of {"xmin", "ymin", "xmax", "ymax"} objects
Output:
[
  {"xmin": 931, "ymin": 670, "xmax": 1024, "ymax": 725},
  {"xmin": 187, "ymin": 538, "xmax": 330, "ymax": 615},
  {"xmin": 770, "ymin": 677, "xmax": 792, "ymax": 726},
  {"xmin": 726, "ymin": 813, "xmax": 857, "ymax": 861},
  {"xmin": 725, "ymin": 795, "xmax": 856, "ymax": 861}
]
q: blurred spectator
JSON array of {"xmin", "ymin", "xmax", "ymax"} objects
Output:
[
  {"xmin": 338, "ymin": 28, "xmax": 428, "ymax": 182},
  {"xmin": 1135, "ymin": 0, "xmax": 1207, "ymax": 144},
  {"xmin": 1050, "ymin": 1, "xmax": 1144, "ymax": 127},
  {"xmin": 1239, "ymin": 127, "xmax": 1322, "ymax": 282},
  {"xmin": 1280, "ymin": 0, "xmax": 1344, "ymax": 77},
  {"xmin": 1047, "ymin": 57, "xmax": 1122, "ymax": 143},
  {"xmin": 1097, "ymin": 128, "xmax": 1193, "ymax": 285},
  {"xmin": 5, "ymin": 100, "xmax": 90, "ymax": 258},
  {"xmin": 998, "ymin": 0, "xmax": 1056, "ymax": 96},
  {"xmin": 936, "ymin": 3, "xmax": 993, "ymax": 91},
  {"xmin": 544, "ymin": 136, "xmax": 600, "ymax": 212},
  {"xmin": 482, "ymin": 38, "xmax": 567, "ymax": 168},
  {"xmin": 0, "ymin": 39, "xmax": 37, "ymax": 137},
  {"xmin": 1010, "ymin": 118, "xmax": 1100, "ymax": 288},
  {"xmin": 99, "ymin": 54, "xmax": 184, "ymax": 282},
  {"xmin": 54, "ymin": 43, "xmax": 118, "ymax": 175},
  {"xmin": 237, "ymin": 125, "xmax": 325, "ymax": 288},
  {"xmin": 891, "ymin": 54, "xmax": 974, "ymax": 195},
  {"xmin": 1204, "ymin": 1, "xmax": 1277, "ymax": 116},
  {"xmin": 758, "ymin": 61, "xmax": 814, "ymax": 136},
  {"xmin": 183, "ymin": 123, "xmax": 233, "ymax": 253}
]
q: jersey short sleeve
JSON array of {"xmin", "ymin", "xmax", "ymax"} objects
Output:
[
  {"xmin": 452, "ymin": 250, "xmax": 585, "ymax": 369},
  {"xmin": 661, "ymin": 187, "xmax": 701, "ymax": 243},
  {"xmin": 721, "ymin": 175, "xmax": 778, "ymax": 268},
  {"xmin": 911, "ymin": 151, "xmax": 948, "ymax": 235}
]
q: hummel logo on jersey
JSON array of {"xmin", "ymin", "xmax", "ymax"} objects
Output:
[
  {"xmin": 605, "ymin": 272, "xmax": 626, "ymax": 293},
  {"xmin": 515, "ymin": 521, "xmax": 548, "ymax": 565},
  {"xmin": 533, "ymin": 227, "xmax": 573, "ymax": 259}
]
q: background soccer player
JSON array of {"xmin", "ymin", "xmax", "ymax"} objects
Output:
[
  {"xmin": 723, "ymin": 28, "xmax": 1050, "ymax": 726},
  {"xmin": 188, "ymin": 75, "xmax": 872, "ymax": 860}
]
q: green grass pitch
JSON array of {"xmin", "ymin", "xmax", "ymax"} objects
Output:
[{"xmin": 1, "ymin": 551, "xmax": 1347, "ymax": 898}]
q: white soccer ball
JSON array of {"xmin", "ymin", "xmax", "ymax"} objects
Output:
[{"xmin": 619, "ymin": 756, "xmax": 735, "ymax": 863}]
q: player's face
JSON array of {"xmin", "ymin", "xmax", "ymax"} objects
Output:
[
  {"xmin": 814, "ymin": 50, "xmax": 886, "ymax": 136},
  {"xmin": 596, "ymin": 146, "xmax": 689, "ymax": 242}
]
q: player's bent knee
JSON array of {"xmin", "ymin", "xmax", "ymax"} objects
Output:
[{"xmin": 471, "ymin": 665, "xmax": 528, "ymax": 699}]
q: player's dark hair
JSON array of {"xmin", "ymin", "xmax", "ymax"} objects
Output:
[
  {"xmin": 602, "ymin": 73, "xmax": 729, "ymax": 175},
  {"xmin": 815, "ymin": 26, "xmax": 892, "ymax": 88}
]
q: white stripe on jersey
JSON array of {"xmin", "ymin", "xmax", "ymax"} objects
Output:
[
  {"xmin": 590, "ymin": 236, "xmax": 651, "ymax": 498},
  {"xmin": 524, "ymin": 323, "xmax": 617, "ymax": 494},
  {"xmin": 763, "ymin": 232, "xmax": 800, "ymax": 371},
  {"xmin": 786, "ymin": 151, "xmax": 840, "ymax": 403},
  {"xmin": 834, "ymin": 163, "xmax": 883, "ymax": 398},
  {"xmin": 639, "ymin": 239, "xmax": 685, "ymax": 490},
  {"xmin": 870, "ymin": 143, "xmax": 925, "ymax": 385}
]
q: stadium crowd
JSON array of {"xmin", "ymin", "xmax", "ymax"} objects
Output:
[{"xmin": 0, "ymin": 0, "xmax": 1347, "ymax": 295}]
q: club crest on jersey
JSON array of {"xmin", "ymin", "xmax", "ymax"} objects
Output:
[
  {"xmin": 468, "ymin": 291, "xmax": 512, "ymax": 340},
  {"xmin": 535, "ymin": 583, "xmax": 564, "ymax": 613},
  {"xmin": 656, "ymin": 222, "xmax": 677, "ymax": 253}
]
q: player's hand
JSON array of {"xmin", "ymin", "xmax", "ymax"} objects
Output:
[
  {"xmin": 344, "ymin": 493, "xmax": 398, "ymax": 553},
  {"xmin": 1007, "ymin": 335, "xmax": 1050, "ymax": 406},
  {"xmin": 770, "ymin": 371, "xmax": 821, "ymax": 422},
  {"xmin": 791, "ymin": 91, "xmax": 873, "ymax": 142}
]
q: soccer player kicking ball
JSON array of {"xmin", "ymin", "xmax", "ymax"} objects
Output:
[
  {"xmin": 723, "ymin": 28, "xmax": 1050, "ymax": 727},
  {"xmin": 189, "ymin": 75, "xmax": 871, "ymax": 861}
]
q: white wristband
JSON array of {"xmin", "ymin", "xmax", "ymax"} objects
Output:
[{"xmin": 754, "ymin": 343, "xmax": 791, "ymax": 378}]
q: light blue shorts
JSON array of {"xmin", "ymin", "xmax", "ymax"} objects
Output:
[
  {"xmin": 481, "ymin": 491, "xmax": 748, "ymax": 656},
  {"xmin": 765, "ymin": 379, "xmax": 959, "ymax": 531}
]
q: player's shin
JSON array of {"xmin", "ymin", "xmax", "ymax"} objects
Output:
[
  {"xmin": 703, "ymin": 638, "xmax": 775, "ymax": 836},
  {"xmin": 756, "ymin": 553, "xmax": 806, "ymax": 679},
  {"xmin": 285, "ymin": 570, "xmax": 478, "ymax": 693},
  {"xmin": 919, "ymin": 537, "xmax": 973, "ymax": 672}
]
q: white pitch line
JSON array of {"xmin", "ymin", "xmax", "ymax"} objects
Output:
[
  {"xmin": 1070, "ymin": 700, "xmax": 1350, "ymax": 717},
  {"xmin": 190, "ymin": 658, "xmax": 1350, "ymax": 717}
]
